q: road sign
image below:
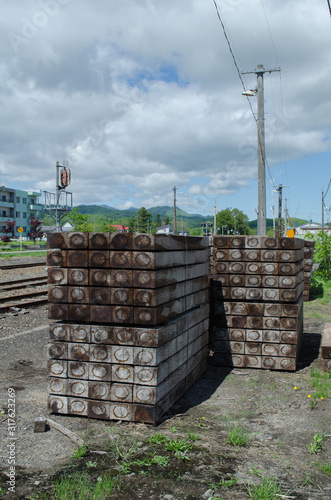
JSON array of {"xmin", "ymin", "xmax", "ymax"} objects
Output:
[{"xmin": 18, "ymin": 227, "xmax": 23, "ymax": 233}]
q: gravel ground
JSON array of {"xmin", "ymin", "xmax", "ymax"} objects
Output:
[{"xmin": 0, "ymin": 257, "xmax": 330, "ymax": 499}]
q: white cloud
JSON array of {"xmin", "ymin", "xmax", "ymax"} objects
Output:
[{"xmin": 0, "ymin": 0, "xmax": 330, "ymax": 219}]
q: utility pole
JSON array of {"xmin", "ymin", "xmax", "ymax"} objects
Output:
[
  {"xmin": 284, "ymin": 198, "xmax": 288, "ymax": 236},
  {"xmin": 322, "ymin": 190, "xmax": 324, "ymax": 231},
  {"xmin": 241, "ymin": 64, "xmax": 281, "ymax": 236},
  {"xmin": 173, "ymin": 186, "xmax": 177, "ymax": 235},
  {"xmin": 234, "ymin": 209, "xmax": 237, "ymax": 234},
  {"xmin": 277, "ymin": 185, "xmax": 283, "ymax": 238},
  {"xmin": 214, "ymin": 200, "xmax": 217, "ymax": 235}
]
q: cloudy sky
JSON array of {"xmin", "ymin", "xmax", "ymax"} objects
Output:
[{"xmin": 1, "ymin": 0, "xmax": 331, "ymax": 222}]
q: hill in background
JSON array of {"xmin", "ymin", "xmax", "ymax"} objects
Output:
[
  {"xmin": 74, "ymin": 204, "xmax": 213, "ymax": 230},
  {"xmin": 40, "ymin": 203, "xmax": 309, "ymax": 234}
]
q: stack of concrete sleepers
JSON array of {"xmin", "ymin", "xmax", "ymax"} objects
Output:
[
  {"xmin": 47, "ymin": 232, "xmax": 210, "ymax": 424},
  {"xmin": 303, "ymin": 239, "xmax": 315, "ymax": 301},
  {"xmin": 210, "ymin": 235, "xmax": 304, "ymax": 371}
]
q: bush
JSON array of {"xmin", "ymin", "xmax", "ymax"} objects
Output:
[{"xmin": 311, "ymin": 232, "xmax": 331, "ymax": 279}]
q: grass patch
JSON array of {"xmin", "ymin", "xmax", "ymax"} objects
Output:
[
  {"xmin": 165, "ymin": 438, "xmax": 193, "ymax": 459},
  {"xmin": 210, "ymin": 475, "xmax": 238, "ymax": 490},
  {"xmin": 246, "ymin": 476, "xmax": 284, "ymax": 499},
  {"xmin": 316, "ymin": 462, "xmax": 331, "ymax": 476},
  {"xmin": 310, "ymin": 368, "xmax": 331, "ymax": 399},
  {"xmin": 226, "ymin": 420, "xmax": 249, "ymax": 448},
  {"xmin": 108, "ymin": 436, "xmax": 138, "ymax": 462},
  {"xmin": 148, "ymin": 433, "xmax": 168, "ymax": 445},
  {"xmin": 46, "ymin": 472, "xmax": 119, "ymax": 499},
  {"xmin": 307, "ymin": 368, "xmax": 331, "ymax": 409},
  {"xmin": 0, "ymin": 250, "xmax": 47, "ymax": 259},
  {"xmin": 72, "ymin": 444, "xmax": 88, "ymax": 460},
  {"xmin": 304, "ymin": 276, "xmax": 331, "ymax": 320}
]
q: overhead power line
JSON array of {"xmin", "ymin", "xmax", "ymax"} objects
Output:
[
  {"xmin": 324, "ymin": 177, "xmax": 331, "ymax": 199},
  {"xmin": 211, "ymin": 0, "xmax": 278, "ymax": 188},
  {"xmin": 211, "ymin": 0, "xmax": 256, "ymax": 122},
  {"xmin": 260, "ymin": 0, "xmax": 280, "ymax": 66},
  {"xmin": 327, "ymin": 0, "xmax": 331, "ymax": 17}
]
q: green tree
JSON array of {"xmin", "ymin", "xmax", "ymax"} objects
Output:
[
  {"xmin": 66, "ymin": 207, "xmax": 90, "ymax": 231},
  {"xmin": 137, "ymin": 207, "xmax": 153, "ymax": 233},
  {"xmin": 127, "ymin": 215, "xmax": 136, "ymax": 232},
  {"xmin": 190, "ymin": 227, "xmax": 204, "ymax": 236},
  {"xmin": 215, "ymin": 208, "xmax": 249, "ymax": 235},
  {"xmin": 163, "ymin": 216, "xmax": 171, "ymax": 225},
  {"xmin": 309, "ymin": 231, "xmax": 331, "ymax": 279},
  {"xmin": 155, "ymin": 213, "xmax": 162, "ymax": 228}
]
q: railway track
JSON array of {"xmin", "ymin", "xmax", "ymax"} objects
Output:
[
  {"xmin": 0, "ymin": 258, "xmax": 46, "ymax": 270},
  {"xmin": 0, "ymin": 275, "xmax": 47, "ymax": 290},
  {"xmin": 0, "ymin": 292, "xmax": 48, "ymax": 311},
  {"xmin": 0, "ymin": 268, "xmax": 48, "ymax": 311}
]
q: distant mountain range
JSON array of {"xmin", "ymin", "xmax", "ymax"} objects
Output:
[
  {"xmin": 75, "ymin": 204, "xmax": 213, "ymax": 229},
  {"xmin": 76, "ymin": 204, "xmax": 211, "ymax": 219},
  {"xmin": 74, "ymin": 205, "xmax": 308, "ymax": 231}
]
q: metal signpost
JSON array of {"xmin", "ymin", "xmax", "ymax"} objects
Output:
[
  {"xmin": 44, "ymin": 161, "xmax": 73, "ymax": 232},
  {"xmin": 17, "ymin": 226, "xmax": 23, "ymax": 251}
]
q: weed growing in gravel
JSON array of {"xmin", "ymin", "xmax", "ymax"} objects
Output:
[
  {"xmin": 316, "ymin": 462, "xmax": 331, "ymax": 476},
  {"xmin": 108, "ymin": 437, "xmax": 138, "ymax": 461},
  {"xmin": 246, "ymin": 476, "xmax": 284, "ymax": 499},
  {"xmin": 47, "ymin": 472, "xmax": 119, "ymax": 499},
  {"xmin": 226, "ymin": 420, "xmax": 249, "ymax": 448},
  {"xmin": 118, "ymin": 454, "xmax": 170, "ymax": 475},
  {"xmin": 187, "ymin": 431, "xmax": 200, "ymax": 442},
  {"xmin": 148, "ymin": 433, "xmax": 168, "ymax": 445},
  {"xmin": 249, "ymin": 466, "xmax": 264, "ymax": 477},
  {"xmin": 165, "ymin": 438, "xmax": 193, "ymax": 459},
  {"xmin": 72, "ymin": 443, "xmax": 88, "ymax": 459},
  {"xmin": 307, "ymin": 432, "xmax": 325, "ymax": 454},
  {"xmin": 210, "ymin": 475, "xmax": 238, "ymax": 490},
  {"xmin": 86, "ymin": 460, "xmax": 97, "ymax": 468},
  {"xmin": 301, "ymin": 472, "xmax": 314, "ymax": 486},
  {"xmin": 148, "ymin": 433, "xmax": 198, "ymax": 460},
  {"xmin": 310, "ymin": 368, "xmax": 331, "ymax": 400}
]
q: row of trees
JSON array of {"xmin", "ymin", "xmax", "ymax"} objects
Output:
[
  {"xmin": 65, "ymin": 207, "xmax": 174, "ymax": 234},
  {"xmin": 39, "ymin": 206, "xmax": 251, "ymax": 235}
]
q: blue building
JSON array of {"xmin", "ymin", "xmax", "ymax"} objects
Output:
[{"xmin": 0, "ymin": 186, "xmax": 42, "ymax": 238}]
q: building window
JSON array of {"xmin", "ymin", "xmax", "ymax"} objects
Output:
[
  {"xmin": 16, "ymin": 211, "xmax": 20, "ymax": 218},
  {"xmin": 16, "ymin": 197, "xmax": 20, "ymax": 203},
  {"xmin": 29, "ymin": 199, "xmax": 34, "ymax": 205},
  {"xmin": 23, "ymin": 212, "xmax": 27, "ymax": 218},
  {"xmin": 1, "ymin": 211, "xmax": 6, "ymax": 217},
  {"xmin": 23, "ymin": 227, "xmax": 27, "ymax": 232},
  {"xmin": 1, "ymin": 195, "xmax": 6, "ymax": 201},
  {"xmin": 23, "ymin": 198, "xmax": 27, "ymax": 204}
]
